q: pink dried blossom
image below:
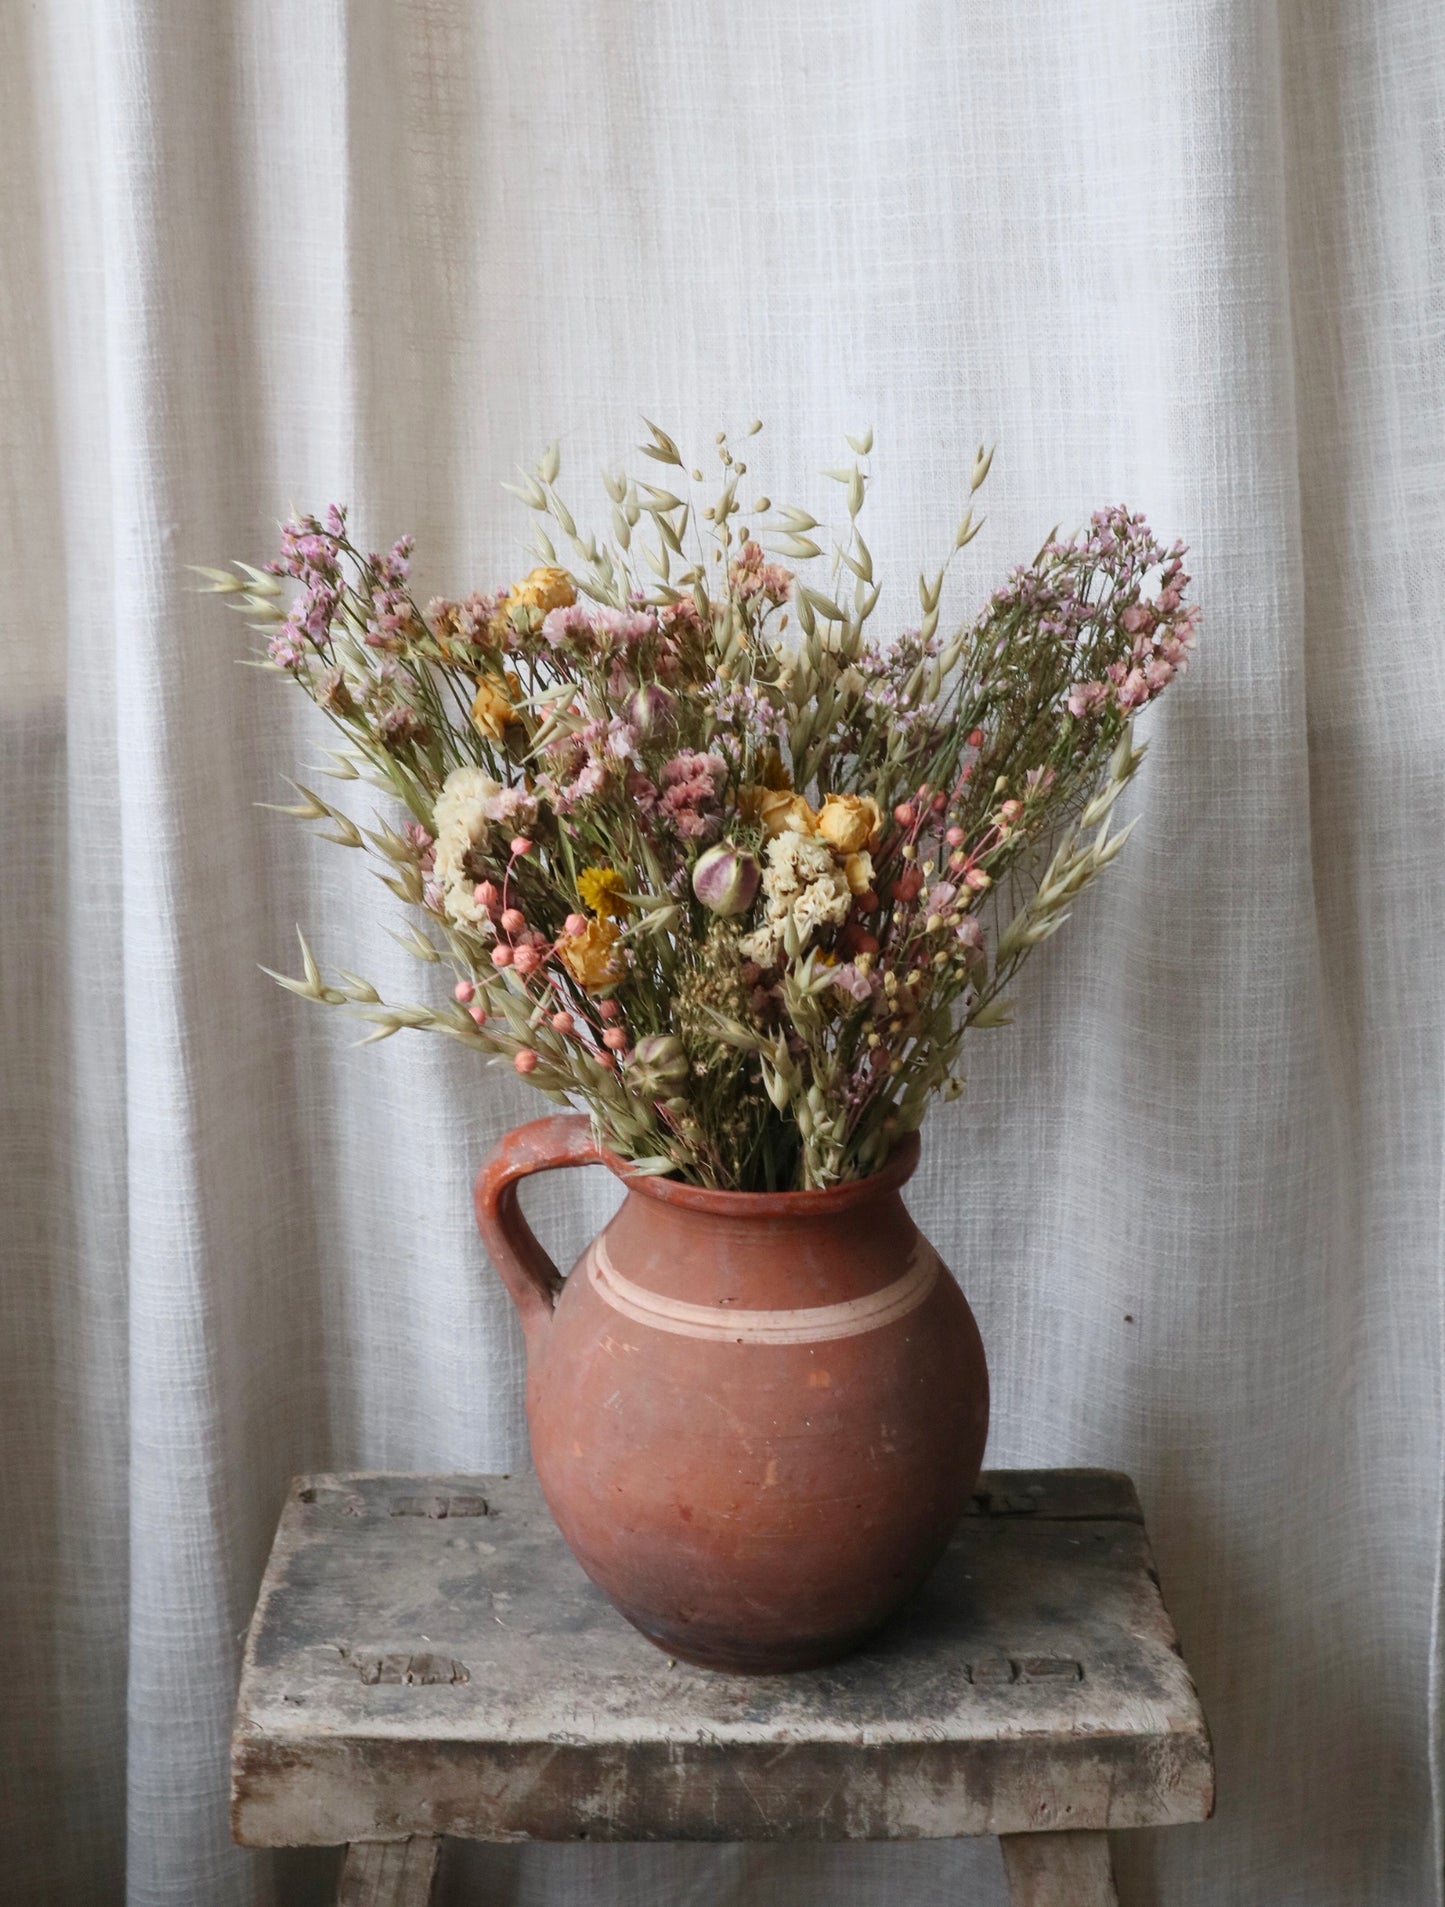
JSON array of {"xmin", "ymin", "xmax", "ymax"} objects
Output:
[
  {"xmin": 660, "ymin": 750, "xmax": 727, "ymax": 842},
  {"xmin": 1066, "ymin": 681, "xmax": 1110, "ymax": 719},
  {"xmin": 1116, "ymin": 668, "xmax": 1150, "ymax": 710},
  {"xmin": 268, "ymin": 627, "xmax": 305, "ymax": 670},
  {"xmin": 831, "ymin": 963, "xmax": 874, "ymax": 1003},
  {"xmin": 541, "ymin": 603, "xmax": 595, "ymax": 651},
  {"xmin": 625, "ymin": 767, "xmax": 660, "ymax": 816}
]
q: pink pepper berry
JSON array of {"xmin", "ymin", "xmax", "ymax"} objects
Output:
[
  {"xmin": 945, "ymin": 825, "xmax": 965, "ymax": 847},
  {"xmin": 598, "ymin": 999, "xmax": 621, "ymax": 1022},
  {"xmin": 513, "ymin": 1049, "xmax": 538, "ymax": 1074},
  {"xmin": 491, "ymin": 944, "xmax": 513, "ymax": 969},
  {"xmin": 510, "ymin": 835, "xmax": 533, "ymax": 857},
  {"xmin": 550, "ymin": 1011, "xmax": 576, "ymax": 1036},
  {"xmin": 512, "ymin": 945, "xmax": 541, "ymax": 976},
  {"xmin": 468, "ymin": 1005, "xmax": 488, "ymax": 1027},
  {"xmin": 500, "ymin": 907, "xmax": 526, "ymax": 936},
  {"xmin": 595, "ymin": 1051, "xmax": 615, "ymax": 1071},
  {"xmin": 967, "ymin": 728, "xmax": 984, "ymax": 748},
  {"xmin": 602, "ymin": 1026, "xmax": 628, "ymax": 1051},
  {"xmin": 1000, "ymin": 799, "xmax": 1022, "ymax": 820},
  {"xmin": 893, "ymin": 802, "xmax": 915, "ymax": 827},
  {"xmin": 475, "ymin": 880, "xmax": 500, "ymax": 909},
  {"xmin": 564, "ymin": 913, "xmax": 588, "ymax": 937},
  {"xmin": 964, "ymin": 867, "xmax": 992, "ymax": 891},
  {"xmin": 453, "ymin": 979, "xmax": 475, "ymax": 1004}
]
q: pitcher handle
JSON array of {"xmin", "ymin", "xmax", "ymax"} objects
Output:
[{"xmin": 474, "ymin": 1114, "xmax": 605, "ymax": 1348}]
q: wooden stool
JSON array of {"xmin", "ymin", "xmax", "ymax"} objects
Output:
[{"xmin": 232, "ymin": 1469, "xmax": 1213, "ymax": 1904}]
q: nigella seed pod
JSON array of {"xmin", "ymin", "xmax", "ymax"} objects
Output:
[
  {"xmin": 691, "ymin": 842, "xmax": 761, "ymax": 917},
  {"xmin": 626, "ymin": 683, "xmax": 676, "ymax": 739},
  {"xmin": 632, "ymin": 1033, "xmax": 688, "ymax": 1091}
]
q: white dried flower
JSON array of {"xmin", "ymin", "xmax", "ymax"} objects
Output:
[
  {"xmin": 432, "ymin": 765, "xmax": 504, "ymax": 926},
  {"xmin": 739, "ymin": 828, "xmax": 852, "ymax": 964}
]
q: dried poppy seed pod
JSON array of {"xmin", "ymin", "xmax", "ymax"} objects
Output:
[
  {"xmin": 691, "ymin": 842, "xmax": 761, "ymax": 917},
  {"xmin": 626, "ymin": 682, "xmax": 677, "ymax": 739}
]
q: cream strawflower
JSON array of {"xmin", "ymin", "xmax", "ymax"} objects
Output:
[
  {"xmin": 740, "ymin": 829, "xmax": 852, "ymax": 965},
  {"xmin": 433, "ymin": 765, "xmax": 504, "ymax": 926}
]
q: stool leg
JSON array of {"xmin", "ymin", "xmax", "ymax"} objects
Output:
[
  {"xmin": 336, "ymin": 1837, "xmax": 441, "ymax": 1906},
  {"xmin": 999, "ymin": 1830, "xmax": 1118, "ymax": 1906}
]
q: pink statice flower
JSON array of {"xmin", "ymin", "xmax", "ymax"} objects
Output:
[
  {"xmin": 1066, "ymin": 680, "xmax": 1110, "ymax": 719},
  {"xmin": 481, "ymin": 784, "xmax": 539, "ymax": 832},
  {"xmin": 595, "ymin": 607, "xmax": 655, "ymax": 652},
  {"xmin": 541, "ymin": 603, "xmax": 595, "ymax": 652},
  {"xmin": 830, "ymin": 963, "xmax": 874, "ymax": 1005},
  {"xmin": 267, "ymin": 625, "xmax": 305, "ymax": 670},
  {"xmin": 379, "ymin": 706, "xmax": 425, "ymax": 749},
  {"xmin": 660, "ymin": 596, "xmax": 705, "ymax": 638},
  {"xmin": 403, "ymin": 822, "xmax": 436, "ymax": 873},
  {"xmin": 728, "ymin": 540, "xmax": 794, "ymax": 607},
  {"xmin": 660, "ymin": 750, "xmax": 728, "ymax": 842},
  {"xmin": 606, "ymin": 717, "xmax": 640, "ymax": 761},
  {"xmin": 625, "ymin": 767, "xmax": 660, "ymax": 816}
]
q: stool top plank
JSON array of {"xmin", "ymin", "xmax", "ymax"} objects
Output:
[{"xmin": 232, "ymin": 1469, "xmax": 1213, "ymax": 1849}]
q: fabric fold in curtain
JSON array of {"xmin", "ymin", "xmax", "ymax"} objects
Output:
[{"xmin": 2, "ymin": 2, "xmax": 1441, "ymax": 1902}]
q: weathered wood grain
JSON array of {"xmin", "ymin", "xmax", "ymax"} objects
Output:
[
  {"xmin": 232, "ymin": 1469, "xmax": 1213, "ymax": 1849},
  {"xmin": 335, "ymin": 1836, "xmax": 439, "ymax": 1906},
  {"xmin": 1000, "ymin": 1828, "xmax": 1119, "ymax": 1905}
]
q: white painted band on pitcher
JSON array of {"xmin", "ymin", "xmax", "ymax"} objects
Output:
[{"xmin": 586, "ymin": 1234, "xmax": 939, "ymax": 1344}]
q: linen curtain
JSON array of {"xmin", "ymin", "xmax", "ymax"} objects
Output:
[{"xmin": 3, "ymin": 1, "xmax": 1441, "ymax": 1901}]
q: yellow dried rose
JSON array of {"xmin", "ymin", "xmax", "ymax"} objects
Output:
[
  {"xmin": 508, "ymin": 566, "xmax": 575, "ymax": 616},
  {"xmin": 557, "ymin": 917, "xmax": 627, "ymax": 992},
  {"xmin": 577, "ymin": 866, "xmax": 629, "ymax": 919},
  {"xmin": 843, "ymin": 850, "xmax": 874, "ymax": 896},
  {"xmin": 471, "ymin": 671, "xmax": 519, "ymax": 741},
  {"xmin": 816, "ymin": 793, "xmax": 881, "ymax": 856},
  {"xmin": 758, "ymin": 789, "xmax": 819, "ymax": 838}
]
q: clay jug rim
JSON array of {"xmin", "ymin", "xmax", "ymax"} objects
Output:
[{"xmin": 601, "ymin": 1129, "xmax": 921, "ymax": 1215}]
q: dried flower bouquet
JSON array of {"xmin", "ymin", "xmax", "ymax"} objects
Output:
[{"xmin": 204, "ymin": 424, "xmax": 1198, "ymax": 1191}]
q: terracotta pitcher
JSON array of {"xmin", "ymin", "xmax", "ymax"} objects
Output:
[{"xmin": 474, "ymin": 1114, "xmax": 988, "ymax": 1672}]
